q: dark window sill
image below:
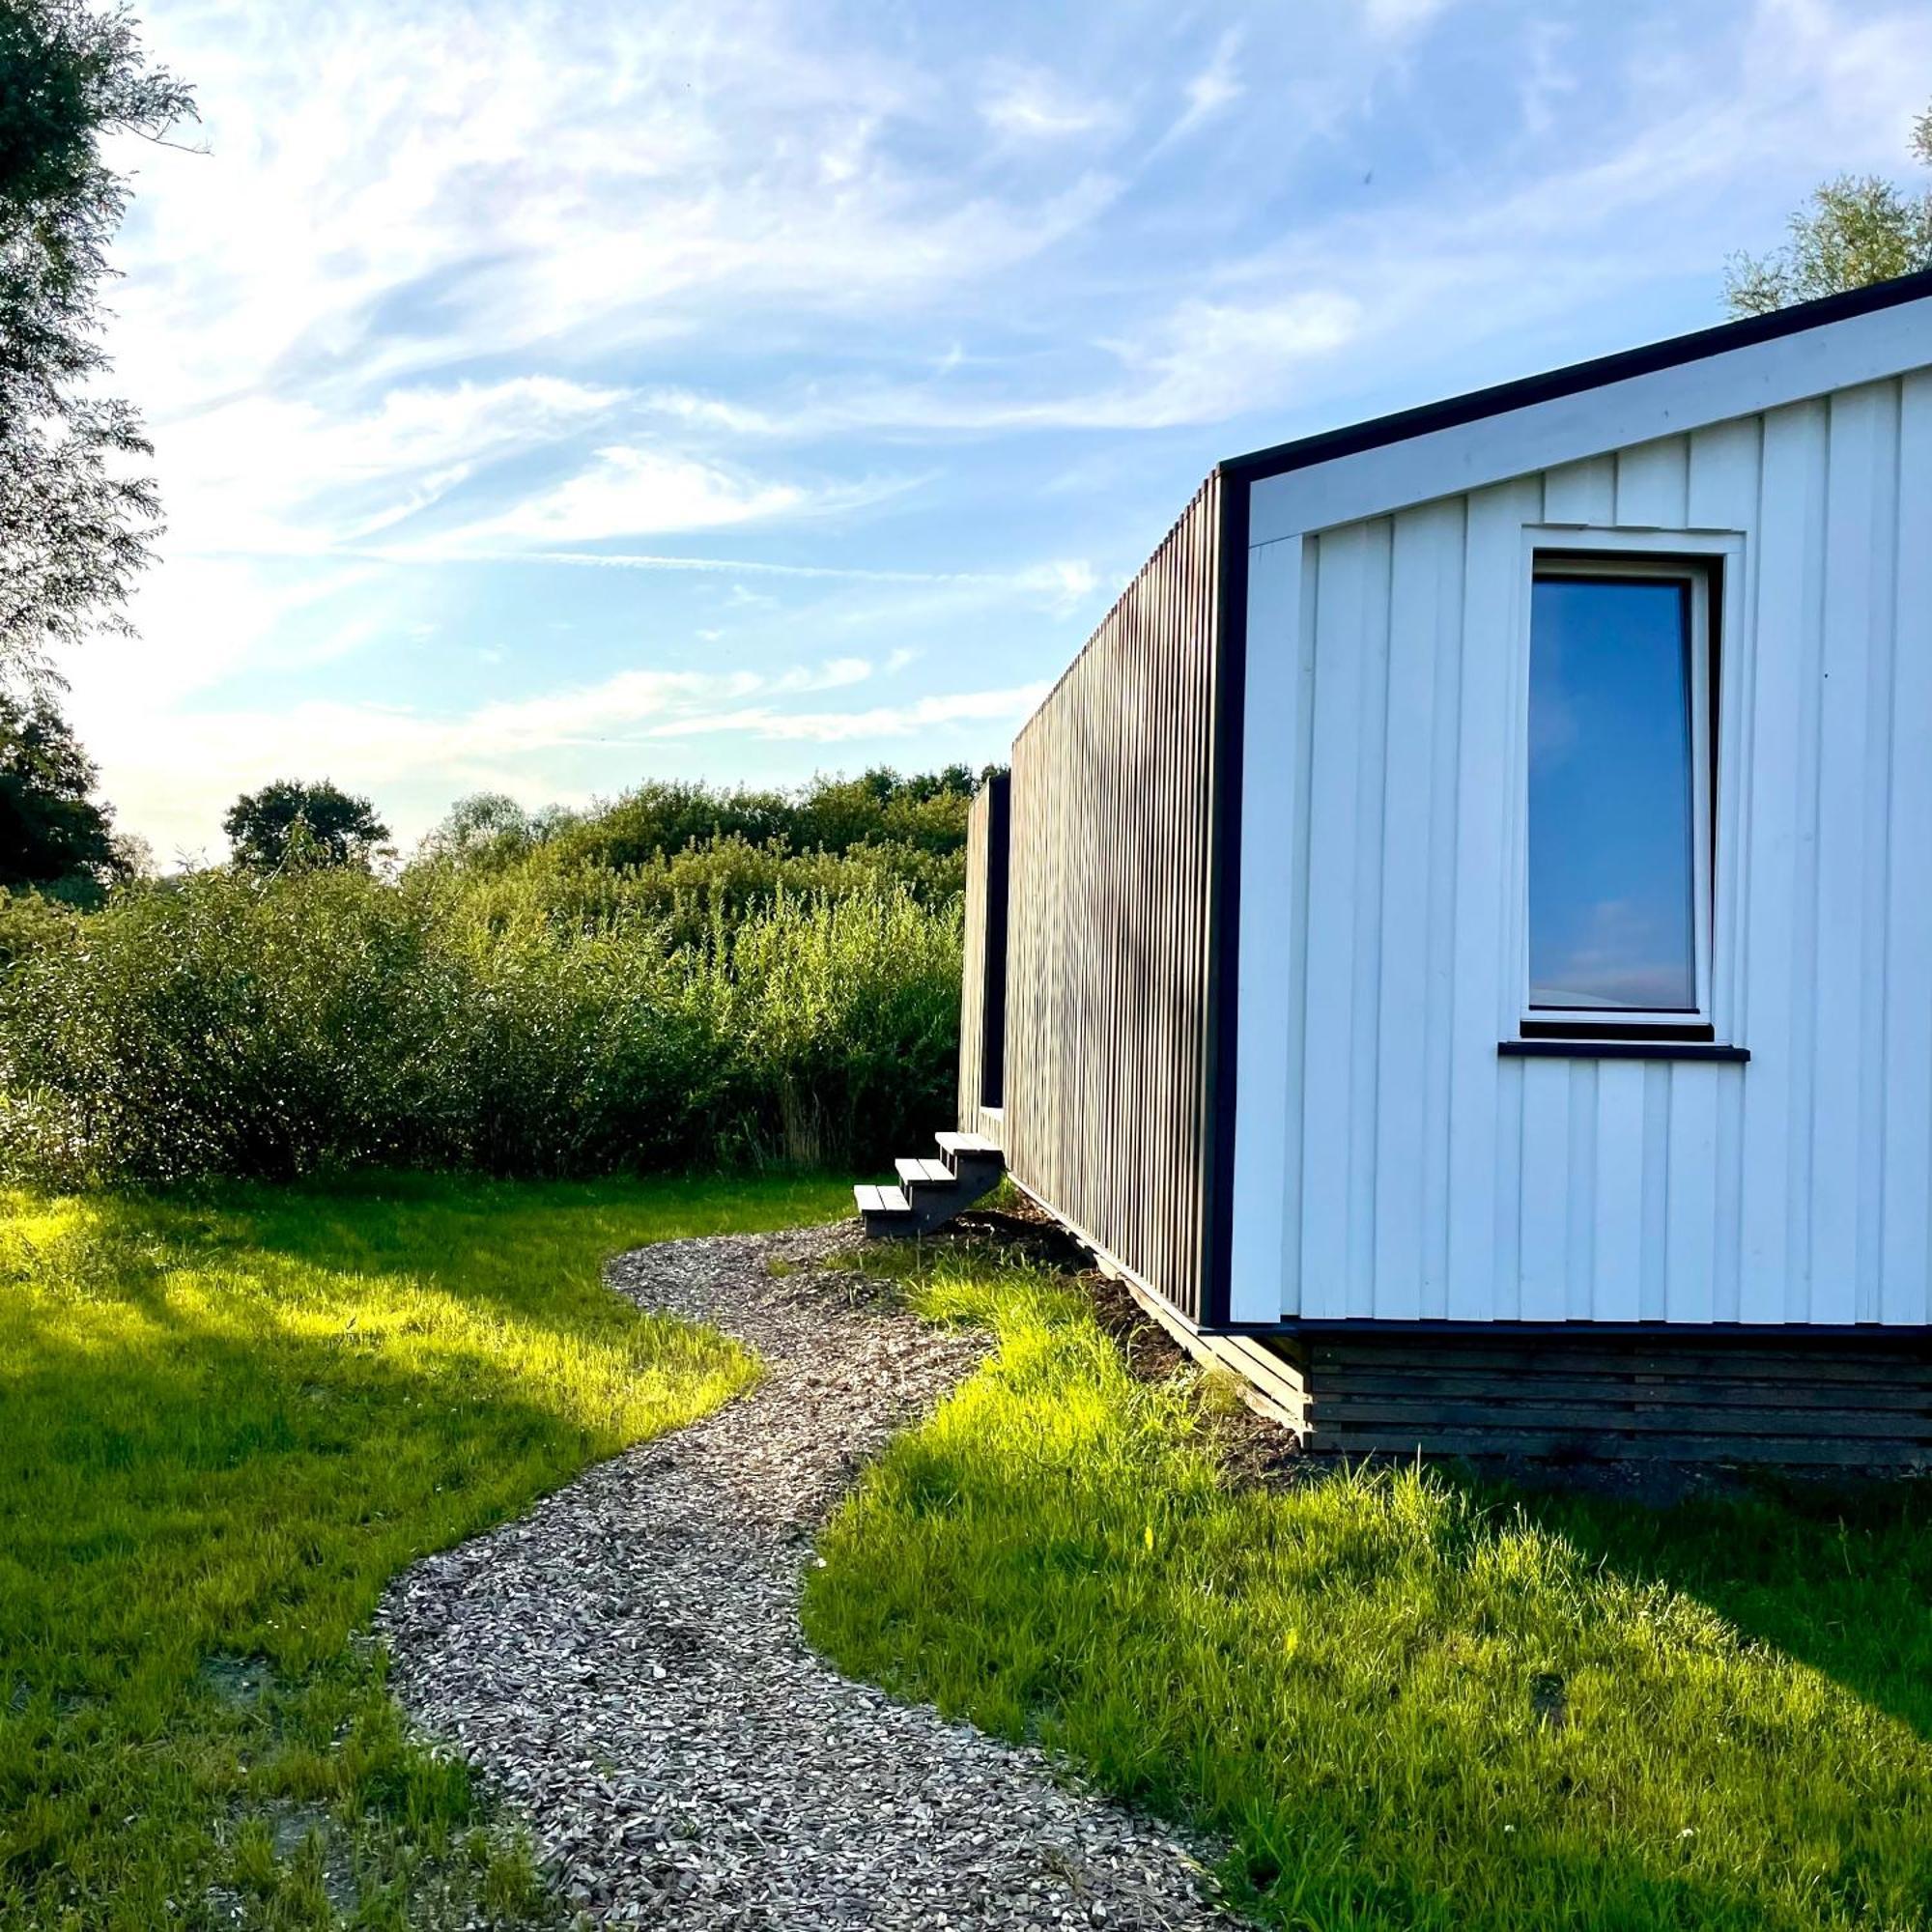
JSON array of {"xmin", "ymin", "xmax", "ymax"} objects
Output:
[
  {"xmin": 1520, "ymin": 1018, "xmax": 1713, "ymax": 1041},
  {"xmin": 1499, "ymin": 1039, "xmax": 1749, "ymax": 1064}
]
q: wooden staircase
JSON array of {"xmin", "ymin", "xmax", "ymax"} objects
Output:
[{"xmin": 854, "ymin": 1131, "xmax": 1005, "ymax": 1236}]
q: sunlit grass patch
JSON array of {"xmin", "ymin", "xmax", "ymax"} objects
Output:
[
  {"xmin": 805, "ymin": 1244, "xmax": 1932, "ymax": 1932},
  {"xmin": 0, "ymin": 1169, "xmax": 849, "ymax": 1930}
]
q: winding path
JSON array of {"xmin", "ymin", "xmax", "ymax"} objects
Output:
[{"xmin": 377, "ymin": 1224, "xmax": 1228, "ymax": 1930}]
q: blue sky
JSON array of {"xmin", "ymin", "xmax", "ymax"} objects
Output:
[{"xmin": 72, "ymin": 0, "xmax": 1932, "ymax": 857}]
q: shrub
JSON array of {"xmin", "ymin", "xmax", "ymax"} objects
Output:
[
  {"xmin": 0, "ymin": 867, "xmax": 466, "ymax": 1181},
  {"xmin": 714, "ymin": 887, "xmax": 963, "ymax": 1166},
  {"xmin": 434, "ymin": 832, "xmax": 965, "ymax": 950},
  {"xmin": 0, "ymin": 864, "xmax": 961, "ymax": 1186}
]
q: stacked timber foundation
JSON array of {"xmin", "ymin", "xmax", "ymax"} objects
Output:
[
  {"xmin": 1273, "ymin": 1329, "xmax": 1932, "ymax": 1470},
  {"xmin": 1107, "ymin": 1262, "xmax": 1932, "ymax": 1467}
]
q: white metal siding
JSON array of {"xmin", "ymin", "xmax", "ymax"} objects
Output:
[{"xmin": 1249, "ymin": 375, "xmax": 1932, "ymax": 1324}]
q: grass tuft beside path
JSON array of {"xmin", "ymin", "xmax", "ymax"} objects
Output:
[
  {"xmin": 805, "ymin": 1244, "xmax": 1932, "ymax": 1932},
  {"xmin": 0, "ymin": 1170, "xmax": 849, "ymax": 1931}
]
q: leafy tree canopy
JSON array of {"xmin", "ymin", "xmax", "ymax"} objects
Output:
[
  {"xmin": 1726, "ymin": 104, "xmax": 1932, "ymax": 315},
  {"xmin": 415, "ymin": 767, "xmax": 998, "ymax": 884},
  {"xmin": 529, "ymin": 766, "xmax": 985, "ymax": 873},
  {"xmin": 0, "ymin": 689, "xmax": 121, "ymax": 895},
  {"xmin": 224, "ymin": 779, "xmax": 391, "ymax": 872},
  {"xmin": 0, "ymin": 1, "xmax": 193, "ymax": 675}
]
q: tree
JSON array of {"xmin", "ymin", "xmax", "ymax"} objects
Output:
[
  {"xmin": 1726, "ymin": 104, "xmax": 1932, "ymax": 316},
  {"xmin": 0, "ymin": 689, "xmax": 122, "ymax": 893},
  {"xmin": 416, "ymin": 790, "xmax": 576, "ymax": 867},
  {"xmin": 224, "ymin": 780, "xmax": 391, "ymax": 872},
  {"xmin": 0, "ymin": 2, "xmax": 194, "ymax": 676}
]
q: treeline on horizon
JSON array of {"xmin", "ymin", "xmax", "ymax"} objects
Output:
[{"xmin": 0, "ymin": 765, "xmax": 994, "ymax": 1188}]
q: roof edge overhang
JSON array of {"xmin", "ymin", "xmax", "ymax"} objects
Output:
[{"xmin": 1217, "ymin": 267, "xmax": 1932, "ymax": 546}]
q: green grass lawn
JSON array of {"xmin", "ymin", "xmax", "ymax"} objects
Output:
[
  {"xmin": 805, "ymin": 1245, "xmax": 1932, "ymax": 1932},
  {"xmin": 0, "ymin": 1170, "xmax": 851, "ymax": 1932}
]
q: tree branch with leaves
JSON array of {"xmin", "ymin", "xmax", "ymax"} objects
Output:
[
  {"xmin": 0, "ymin": 1, "xmax": 193, "ymax": 680},
  {"xmin": 1726, "ymin": 105, "xmax": 1932, "ymax": 316}
]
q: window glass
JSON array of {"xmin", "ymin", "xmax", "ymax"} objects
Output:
[{"xmin": 1528, "ymin": 574, "xmax": 1697, "ymax": 1012}]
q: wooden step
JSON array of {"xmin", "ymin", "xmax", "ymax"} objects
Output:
[
  {"xmin": 934, "ymin": 1132, "xmax": 1005, "ymax": 1192},
  {"xmin": 853, "ymin": 1182, "xmax": 915, "ymax": 1236},
  {"xmin": 860, "ymin": 1132, "xmax": 1005, "ymax": 1239},
  {"xmin": 895, "ymin": 1156, "xmax": 954, "ymax": 1190}
]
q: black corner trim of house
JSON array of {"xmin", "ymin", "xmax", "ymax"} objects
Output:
[{"xmin": 1200, "ymin": 470, "xmax": 1252, "ymax": 1331}]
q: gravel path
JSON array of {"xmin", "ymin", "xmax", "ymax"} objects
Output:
[{"xmin": 377, "ymin": 1223, "xmax": 1229, "ymax": 1930}]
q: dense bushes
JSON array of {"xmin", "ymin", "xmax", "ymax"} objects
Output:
[
  {"xmin": 417, "ymin": 769, "xmax": 979, "ymax": 893},
  {"xmin": 0, "ymin": 864, "xmax": 961, "ymax": 1185},
  {"xmin": 438, "ymin": 831, "xmax": 966, "ymax": 949}
]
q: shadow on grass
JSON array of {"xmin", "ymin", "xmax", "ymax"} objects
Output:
[
  {"xmin": 0, "ymin": 1172, "xmax": 795, "ymax": 1925},
  {"xmin": 1476, "ymin": 1466, "xmax": 1932, "ymax": 1744},
  {"xmin": 0, "ymin": 1286, "xmax": 663, "ymax": 1691}
]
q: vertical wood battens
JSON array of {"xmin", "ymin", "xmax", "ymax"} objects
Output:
[{"xmin": 1005, "ymin": 479, "xmax": 1225, "ymax": 1321}]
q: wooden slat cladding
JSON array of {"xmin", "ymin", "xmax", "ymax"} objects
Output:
[
  {"xmin": 1283, "ymin": 1330, "xmax": 1932, "ymax": 1467},
  {"xmin": 1004, "ymin": 479, "xmax": 1225, "ymax": 1320}
]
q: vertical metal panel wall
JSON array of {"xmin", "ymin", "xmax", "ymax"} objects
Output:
[
  {"xmin": 1000, "ymin": 478, "xmax": 1227, "ymax": 1321},
  {"xmin": 1256, "ymin": 375, "xmax": 1932, "ymax": 1324}
]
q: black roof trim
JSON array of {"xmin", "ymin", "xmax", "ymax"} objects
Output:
[{"xmin": 1215, "ymin": 267, "xmax": 1932, "ymax": 487}]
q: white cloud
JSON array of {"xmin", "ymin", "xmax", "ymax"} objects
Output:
[
  {"xmin": 980, "ymin": 68, "xmax": 1117, "ymax": 141},
  {"xmin": 90, "ymin": 0, "xmax": 1130, "ymax": 699},
  {"xmin": 1172, "ymin": 30, "xmax": 1244, "ymax": 137},
  {"xmin": 69, "ymin": 0, "xmax": 1932, "ymax": 861},
  {"xmin": 643, "ymin": 389, "xmax": 786, "ymax": 437},
  {"xmin": 346, "ymin": 543, "xmax": 1099, "ymax": 598},
  {"xmin": 624, "ymin": 287, "xmax": 1366, "ymax": 437},
  {"xmin": 646, "ymin": 683, "xmax": 1052, "ymax": 742},
  {"xmin": 1014, "ymin": 558, "xmax": 1100, "ymax": 615},
  {"xmin": 1360, "ymin": 0, "xmax": 1457, "ymax": 40},
  {"xmin": 454, "ymin": 444, "xmax": 810, "ymax": 544},
  {"xmin": 1517, "ymin": 21, "xmax": 1579, "ymax": 141},
  {"xmin": 81, "ymin": 660, "xmax": 1041, "ymax": 851},
  {"xmin": 107, "ymin": 1, "xmax": 1122, "ymax": 413},
  {"xmin": 1094, "ymin": 291, "xmax": 1365, "ymax": 426},
  {"xmin": 154, "ymin": 376, "xmax": 622, "ymax": 556}
]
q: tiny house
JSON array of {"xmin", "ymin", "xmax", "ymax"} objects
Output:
[{"xmin": 876, "ymin": 270, "xmax": 1932, "ymax": 1465}]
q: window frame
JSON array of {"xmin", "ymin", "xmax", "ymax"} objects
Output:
[{"xmin": 1515, "ymin": 533, "xmax": 1731, "ymax": 1043}]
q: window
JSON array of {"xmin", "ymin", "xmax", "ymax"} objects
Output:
[{"xmin": 1525, "ymin": 556, "xmax": 1713, "ymax": 1033}]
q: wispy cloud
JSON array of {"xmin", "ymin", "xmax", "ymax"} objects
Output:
[
  {"xmin": 156, "ymin": 376, "xmax": 624, "ymax": 555},
  {"xmin": 1170, "ymin": 29, "xmax": 1244, "ymax": 138},
  {"xmin": 645, "ymin": 683, "xmax": 1053, "ymax": 742},
  {"xmin": 611, "ymin": 288, "xmax": 1365, "ymax": 438},
  {"xmin": 449, "ymin": 444, "xmax": 823, "ymax": 544},
  {"xmin": 67, "ymin": 0, "xmax": 1932, "ymax": 861},
  {"xmin": 980, "ymin": 66, "xmax": 1119, "ymax": 141},
  {"xmin": 343, "ymin": 544, "xmax": 1099, "ymax": 599},
  {"xmin": 81, "ymin": 660, "xmax": 1047, "ymax": 848},
  {"xmin": 1360, "ymin": 0, "xmax": 1459, "ymax": 41}
]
